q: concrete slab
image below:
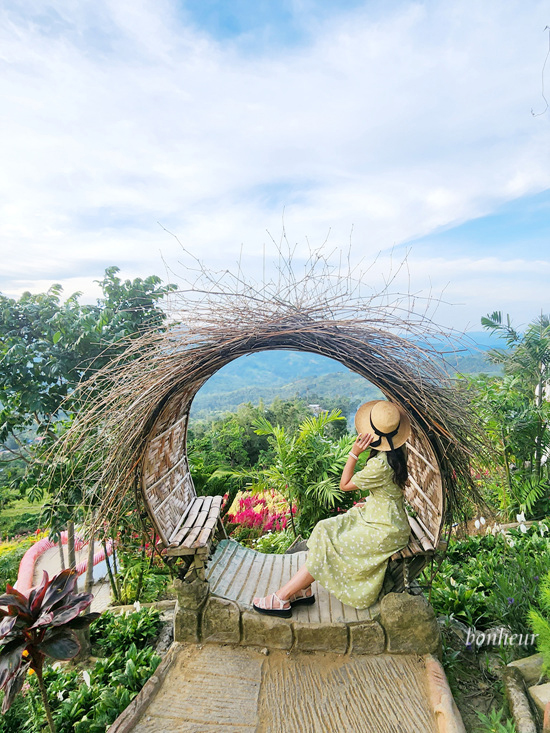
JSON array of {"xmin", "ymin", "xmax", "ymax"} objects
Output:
[{"xmin": 121, "ymin": 644, "xmax": 446, "ymax": 733}]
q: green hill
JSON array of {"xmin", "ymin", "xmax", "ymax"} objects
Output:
[{"xmin": 189, "ymin": 348, "xmax": 499, "ymax": 420}]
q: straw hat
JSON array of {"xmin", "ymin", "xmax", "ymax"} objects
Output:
[{"xmin": 354, "ymin": 400, "xmax": 411, "ymax": 452}]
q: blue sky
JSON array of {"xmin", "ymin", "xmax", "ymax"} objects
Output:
[{"xmin": 0, "ymin": 0, "xmax": 548, "ymax": 332}]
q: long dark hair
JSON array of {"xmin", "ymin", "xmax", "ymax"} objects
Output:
[{"xmin": 369, "ymin": 446, "xmax": 408, "ymax": 489}]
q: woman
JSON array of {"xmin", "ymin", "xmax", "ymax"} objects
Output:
[{"xmin": 252, "ymin": 400, "xmax": 411, "ymax": 617}]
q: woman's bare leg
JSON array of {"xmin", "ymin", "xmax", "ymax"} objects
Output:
[{"xmin": 277, "ymin": 564, "xmax": 315, "ymax": 601}]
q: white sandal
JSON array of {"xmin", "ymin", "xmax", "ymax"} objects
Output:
[
  {"xmin": 288, "ymin": 585, "xmax": 316, "ymax": 607},
  {"xmin": 252, "ymin": 592, "xmax": 292, "ymax": 618}
]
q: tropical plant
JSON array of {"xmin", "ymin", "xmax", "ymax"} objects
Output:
[
  {"xmin": 90, "ymin": 608, "xmax": 162, "ymax": 656},
  {"xmin": 0, "ymin": 640, "xmax": 161, "ymax": 733},
  {"xmin": 253, "ymin": 528, "xmax": 296, "ymax": 554},
  {"xmin": 528, "ymin": 570, "xmax": 550, "ymax": 676},
  {"xmin": 481, "ymin": 312, "xmax": 550, "ymax": 482},
  {"xmin": 0, "ymin": 569, "xmax": 99, "ymax": 731},
  {"xmin": 476, "ymin": 707, "xmax": 518, "ymax": 733},
  {"xmin": 0, "ymin": 269, "xmax": 176, "ymax": 569},
  {"xmin": 427, "ymin": 523, "xmax": 550, "ymax": 635},
  {"xmin": 237, "ymin": 409, "xmax": 357, "ymax": 537}
]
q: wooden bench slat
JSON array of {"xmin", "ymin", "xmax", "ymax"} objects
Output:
[
  {"xmin": 194, "ymin": 515, "xmax": 219, "ymax": 548},
  {"xmin": 408, "ymin": 537, "xmax": 425, "ymax": 555},
  {"xmin": 165, "ymin": 541, "xmax": 212, "ymax": 557},
  {"xmin": 176, "ymin": 503, "xmax": 212, "ymax": 547},
  {"xmin": 180, "ymin": 497, "xmax": 214, "ymax": 549},
  {"xmin": 168, "ymin": 496, "xmax": 206, "ymax": 545},
  {"xmin": 166, "ymin": 494, "xmax": 224, "ymax": 554}
]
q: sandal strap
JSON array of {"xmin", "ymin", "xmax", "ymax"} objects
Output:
[
  {"xmin": 290, "ymin": 586, "xmax": 312, "ymax": 601},
  {"xmin": 272, "ymin": 592, "xmax": 289, "ymax": 608},
  {"xmin": 257, "ymin": 592, "xmax": 290, "ymax": 610}
]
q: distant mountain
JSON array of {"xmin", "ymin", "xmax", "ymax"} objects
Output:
[
  {"xmin": 190, "ymin": 342, "xmax": 500, "ymax": 420},
  {"xmin": 197, "ymin": 351, "xmax": 348, "ymax": 395}
]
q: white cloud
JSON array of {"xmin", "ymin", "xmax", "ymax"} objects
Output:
[{"xmin": 0, "ymin": 0, "xmax": 548, "ymax": 330}]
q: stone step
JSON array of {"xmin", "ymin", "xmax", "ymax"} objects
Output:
[{"xmin": 111, "ymin": 643, "xmax": 464, "ymax": 733}]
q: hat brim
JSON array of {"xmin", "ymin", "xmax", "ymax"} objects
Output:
[{"xmin": 354, "ymin": 400, "xmax": 411, "ymax": 451}]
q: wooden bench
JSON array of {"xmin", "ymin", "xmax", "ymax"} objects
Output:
[
  {"xmin": 385, "ymin": 515, "xmax": 447, "ymax": 593},
  {"xmin": 163, "ymin": 495, "xmax": 228, "ymax": 580}
]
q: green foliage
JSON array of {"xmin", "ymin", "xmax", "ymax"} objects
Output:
[
  {"xmin": 0, "ymin": 569, "xmax": 99, "ymax": 722},
  {"xmin": 475, "ymin": 707, "xmax": 517, "ymax": 733},
  {"xmin": 0, "ymin": 267, "xmax": 176, "ymax": 503},
  {"xmin": 117, "ymin": 562, "xmax": 169, "ymax": 606},
  {"xmin": 0, "ymin": 643, "xmax": 161, "ymax": 733},
  {"xmin": 528, "ymin": 571, "xmax": 550, "ymax": 676},
  {"xmin": 253, "ymin": 529, "xmax": 296, "ymax": 554},
  {"xmin": 90, "ymin": 608, "xmax": 162, "ymax": 657},
  {"xmin": 0, "ymin": 535, "xmax": 39, "ymax": 586},
  {"xmin": 238, "ymin": 409, "xmax": 357, "ymax": 537},
  {"xmin": 111, "ymin": 516, "xmax": 171, "ymax": 605},
  {"xmin": 426, "ymin": 523, "xmax": 550, "ymax": 635},
  {"xmin": 0, "ymin": 511, "xmax": 43, "ymax": 539},
  {"xmin": 0, "ymin": 607, "xmax": 162, "ymax": 732}
]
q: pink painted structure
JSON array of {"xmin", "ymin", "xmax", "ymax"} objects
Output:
[{"xmin": 15, "ymin": 532, "xmax": 114, "ymax": 595}]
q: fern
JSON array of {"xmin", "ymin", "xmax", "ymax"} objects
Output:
[{"xmin": 529, "ymin": 570, "xmax": 550, "ymax": 676}]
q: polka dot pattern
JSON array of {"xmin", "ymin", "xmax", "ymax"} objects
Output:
[{"xmin": 305, "ymin": 452, "xmax": 410, "ymax": 609}]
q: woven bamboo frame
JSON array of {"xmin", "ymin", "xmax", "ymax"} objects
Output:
[
  {"xmin": 56, "ymin": 251, "xmax": 484, "ymax": 545},
  {"xmin": 140, "ymin": 331, "xmax": 445, "ymax": 549}
]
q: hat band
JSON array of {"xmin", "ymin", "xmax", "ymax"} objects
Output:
[{"xmin": 370, "ymin": 415, "xmax": 400, "ymax": 452}]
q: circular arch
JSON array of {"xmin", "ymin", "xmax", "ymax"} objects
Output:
[
  {"xmin": 61, "ymin": 254, "xmax": 482, "ymax": 552},
  {"xmin": 141, "ymin": 327, "xmax": 445, "ymax": 549}
]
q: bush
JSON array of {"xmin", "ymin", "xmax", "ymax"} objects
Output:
[
  {"xmin": 0, "ymin": 644, "xmax": 161, "ymax": 733},
  {"xmin": 90, "ymin": 608, "xmax": 162, "ymax": 656},
  {"xmin": 253, "ymin": 528, "xmax": 296, "ymax": 554},
  {"xmin": 0, "ymin": 608, "xmax": 162, "ymax": 733},
  {"xmin": 426, "ymin": 522, "xmax": 550, "ymax": 636},
  {"xmin": 0, "ymin": 511, "xmax": 42, "ymax": 538},
  {"xmin": 0, "ymin": 535, "xmax": 37, "ymax": 586}
]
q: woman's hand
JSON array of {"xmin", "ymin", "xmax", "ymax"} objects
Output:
[
  {"xmin": 351, "ymin": 432, "xmax": 374, "ymax": 457},
  {"xmin": 340, "ymin": 432, "xmax": 375, "ymax": 491}
]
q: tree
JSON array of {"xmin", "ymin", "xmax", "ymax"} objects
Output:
[
  {"xmin": 470, "ymin": 312, "xmax": 550, "ymax": 517},
  {"xmin": 0, "ymin": 266, "xmax": 176, "ymax": 491},
  {"xmin": 0, "ymin": 267, "xmax": 176, "ymax": 572},
  {"xmin": 482, "ymin": 312, "xmax": 550, "ymax": 480}
]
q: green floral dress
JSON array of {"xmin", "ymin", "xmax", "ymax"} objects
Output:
[{"xmin": 305, "ymin": 452, "xmax": 410, "ymax": 609}]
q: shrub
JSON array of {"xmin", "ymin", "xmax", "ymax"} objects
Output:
[
  {"xmin": 253, "ymin": 528, "xmax": 296, "ymax": 554},
  {"xmin": 427, "ymin": 522, "xmax": 550, "ymax": 636},
  {"xmin": 0, "ymin": 535, "xmax": 42, "ymax": 588},
  {"xmin": 0, "ymin": 607, "xmax": 162, "ymax": 733},
  {"xmin": 90, "ymin": 608, "xmax": 162, "ymax": 657},
  {"xmin": 0, "ymin": 512, "xmax": 42, "ymax": 539}
]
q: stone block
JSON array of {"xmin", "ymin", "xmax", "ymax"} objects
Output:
[
  {"xmin": 380, "ymin": 592, "xmax": 440, "ymax": 655},
  {"xmin": 202, "ymin": 596, "xmax": 241, "ymax": 644},
  {"xmin": 174, "ymin": 603, "xmax": 200, "ymax": 643},
  {"xmin": 509, "ymin": 654, "xmax": 544, "ymax": 687},
  {"xmin": 241, "ymin": 610, "xmax": 293, "ymax": 650},
  {"xmin": 173, "ymin": 577, "xmax": 209, "ymax": 611},
  {"xmin": 349, "ymin": 621, "xmax": 385, "ymax": 655},
  {"xmin": 528, "ymin": 681, "xmax": 550, "ymax": 715},
  {"xmin": 293, "ymin": 622, "xmax": 348, "ymax": 654}
]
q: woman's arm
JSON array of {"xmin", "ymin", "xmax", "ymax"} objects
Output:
[{"xmin": 339, "ymin": 432, "xmax": 375, "ymax": 491}]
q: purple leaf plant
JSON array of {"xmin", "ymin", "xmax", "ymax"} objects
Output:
[{"xmin": 0, "ymin": 569, "xmax": 99, "ymax": 732}]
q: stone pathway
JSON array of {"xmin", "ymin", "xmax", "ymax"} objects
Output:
[{"xmin": 125, "ymin": 644, "xmax": 439, "ymax": 733}]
